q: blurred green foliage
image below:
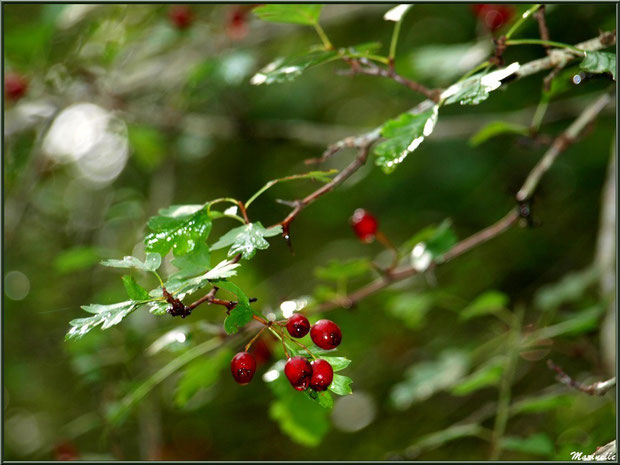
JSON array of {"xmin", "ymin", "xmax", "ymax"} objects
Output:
[{"xmin": 3, "ymin": 3, "xmax": 615, "ymax": 461}]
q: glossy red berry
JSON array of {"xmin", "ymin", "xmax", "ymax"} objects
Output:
[
  {"xmin": 310, "ymin": 359, "xmax": 334, "ymax": 391},
  {"xmin": 350, "ymin": 208, "xmax": 378, "ymax": 243},
  {"xmin": 5, "ymin": 73, "xmax": 28, "ymax": 102},
  {"xmin": 230, "ymin": 351, "xmax": 256, "ymax": 385},
  {"xmin": 284, "ymin": 356, "xmax": 313, "ymax": 391},
  {"xmin": 310, "ymin": 319, "xmax": 342, "ymax": 350},
  {"xmin": 168, "ymin": 5, "xmax": 193, "ymax": 29},
  {"xmin": 471, "ymin": 4, "xmax": 514, "ymax": 31},
  {"xmin": 286, "ymin": 313, "xmax": 311, "ymax": 338}
]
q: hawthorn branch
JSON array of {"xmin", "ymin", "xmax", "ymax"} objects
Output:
[
  {"xmin": 312, "ymin": 31, "xmax": 615, "ymax": 165},
  {"xmin": 547, "ymin": 360, "xmax": 616, "ymax": 396},
  {"xmin": 316, "ymin": 91, "xmax": 612, "ymax": 313}
]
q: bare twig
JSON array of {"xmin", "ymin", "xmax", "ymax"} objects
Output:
[
  {"xmin": 534, "ymin": 6, "xmax": 551, "ymax": 56},
  {"xmin": 547, "ymin": 360, "xmax": 616, "ymax": 396}
]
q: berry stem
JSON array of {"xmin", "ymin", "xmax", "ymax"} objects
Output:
[
  {"xmin": 375, "ymin": 230, "xmax": 400, "ymax": 267},
  {"xmin": 282, "ymin": 331, "xmax": 318, "ymax": 360},
  {"xmin": 245, "ymin": 326, "xmax": 267, "ymax": 352}
]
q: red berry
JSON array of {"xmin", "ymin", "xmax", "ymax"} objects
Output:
[
  {"xmin": 252, "ymin": 338, "xmax": 272, "ymax": 368},
  {"xmin": 472, "ymin": 4, "xmax": 514, "ymax": 31},
  {"xmin": 168, "ymin": 5, "xmax": 193, "ymax": 29},
  {"xmin": 310, "ymin": 319, "xmax": 342, "ymax": 350},
  {"xmin": 226, "ymin": 7, "xmax": 249, "ymax": 41},
  {"xmin": 350, "ymin": 208, "xmax": 378, "ymax": 243},
  {"xmin": 286, "ymin": 313, "xmax": 310, "ymax": 338},
  {"xmin": 5, "ymin": 73, "xmax": 28, "ymax": 102},
  {"xmin": 310, "ymin": 359, "xmax": 334, "ymax": 391},
  {"xmin": 284, "ymin": 356, "xmax": 313, "ymax": 391},
  {"xmin": 230, "ymin": 351, "xmax": 256, "ymax": 385}
]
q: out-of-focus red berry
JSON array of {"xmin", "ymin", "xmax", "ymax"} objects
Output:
[
  {"xmin": 350, "ymin": 209, "xmax": 379, "ymax": 243},
  {"xmin": 226, "ymin": 6, "xmax": 249, "ymax": 41},
  {"xmin": 168, "ymin": 5, "xmax": 194, "ymax": 30},
  {"xmin": 252, "ymin": 338, "xmax": 272, "ymax": 368},
  {"xmin": 4, "ymin": 73, "xmax": 28, "ymax": 101},
  {"xmin": 471, "ymin": 4, "xmax": 515, "ymax": 31},
  {"xmin": 54, "ymin": 441, "xmax": 80, "ymax": 461}
]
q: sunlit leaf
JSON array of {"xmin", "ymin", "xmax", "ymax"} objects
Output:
[
  {"xmin": 101, "ymin": 253, "xmax": 162, "ymax": 272},
  {"xmin": 460, "ymin": 291, "xmax": 509, "ymax": 320},
  {"xmin": 409, "ymin": 219, "xmax": 457, "ymax": 271},
  {"xmin": 251, "ymin": 49, "xmax": 338, "ymax": 85},
  {"xmin": 469, "ymin": 121, "xmax": 529, "ymax": 147},
  {"xmin": 580, "ymin": 51, "xmax": 615, "ymax": 80},
  {"xmin": 145, "ymin": 208, "xmax": 211, "ymax": 257},
  {"xmin": 253, "ymin": 4, "xmax": 322, "ymax": 25},
  {"xmin": 121, "ymin": 275, "xmax": 150, "ymax": 301},
  {"xmin": 66, "ymin": 301, "xmax": 139, "ymax": 340},
  {"xmin": 210, "ymin": 222, "xmax": 283, "ymax": 260},
  {"xmin": 384, "ymin": 4, "xmax": 412, "ymax": 22},
  {"xmin": 442, "ymin": 63, "xmax": 520, "ymax": 106},
  {"xmin": 374, "ymin": 105, "xmax": 439, "ymax": 174},
  {"xmin": 329, "ymin": 373, "xmax": 353, "ymax": 396}
]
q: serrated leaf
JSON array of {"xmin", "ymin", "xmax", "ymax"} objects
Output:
[
  {"xmin": 305, "ymin": 389, "xmax": 334, "ymax": 409},
  {"xmin": 390, "ymin": 350, "xmax": 469, "ymax": 410},
  {"xmin": 66, "ymin": 301, "xmax": 139, "ymax": 340},
  {"xmin": 224, "ymin": 303, "xmax": 254, "ymax": 334},
  {"xmin": 461, "ymin": 291, "xmax": 509, "ymax": 320},
  {"xmin": 253, "ymin": 4, "xmax": 322, "ymax": 25},
  {"xmin": 451, "ymin": 358, "xmax": 504, "ymax": 395},
  {"xmin": 160, "ymin": 260, "xmax": 241, "ymax": 301},
  {"xmin": 580, "ymin": 51, "xmax": 615, "ymax": 80},
  {"xmin": 319, "ymin": 356, "xmax": 351, "ymax": 372},
  {"xmin": 210, "ymin": 222, "xmax": 283, "ymax": 260},
  {"xmin": 387, "ymin": 292, "xmax": 433, "ymax": 329},
  {"xmin": 374, "ymin": 106, "xmax": 438, "ymax": 174},
  {"xmin": 170, "ymin": 242, "xmax": 211, "ymax": 279},
  {"xmin": 121, "ymin": 275, "xmax": 150, "ymax": 301},
  {"xmin": 147, "ymin": 300, "xmax": 169, "ymax": 316},
  {"xmin": 469, "ymin": 121, "xmax": 529, "ymax": 147},
  {"xmin": 314, "ymin": 258, "xmax": 372, "ymax": 281},
  {"xmin": 251, "ymin": 49, "xmax": 338, "ymax": 85},
  {"xmin": 175, "ymin": 348, "xmax": 232, "ymax": 407},
  {"xmin": 445, "ymin": 77, "xmax": 490, "ymax": 105},
  {"xmin": 328, "ymin": 374, "xmax": 353, "ymax": 396},
  {"xmin": 101, "ymin": 253, "xmax": 162, "ymax": 272},
  {"xmin": 442, "ymin": 62, "xmax": 520, "ymax": 106},
  {"xmin": 145, "ymin": 208, "xmax": 211, "ymax": 257},
  {"xmin": 501, "ymin": 434, "xmax": 554, "ymax": 457}
]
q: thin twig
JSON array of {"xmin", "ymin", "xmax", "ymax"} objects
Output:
[
  {"xmin": 534, "ymin": 6, "xmax": 551, "ymax": 56},
  {"xmin": 547, "ymin": 360, "xmax": 616, "ymax": 396}
]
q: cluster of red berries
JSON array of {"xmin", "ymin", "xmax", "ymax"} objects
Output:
[
  {"xmin": 230, "ymin": 315, "xmax": 342, "ymax": 392},
  {"xmin": 5, "ymin": 72, "xmax": 28, "ymax": 102},
  {"xmin": 471, "ymin": 4, "xmax": 515, "ymax": 31}
]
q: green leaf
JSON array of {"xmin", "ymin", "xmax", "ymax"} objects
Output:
[
  {"xmin": 328, "ymin": 374, "xmax": 353, "ymax": 396},
  {"xmin": 444, "ymin": 77, "xmax": 490, "ymax": 105},
  {"xmin": 66, "ymin": 301, "xmax": 139, "ymax": 340},
  {"xmin": 159, "ymin": 260, "xmax": 241, "ymax": 301},
  {"xmin": 147, "ymin": 301, "xmax": 169, "ymax": 316},
  {"xmin": 305, "ymin": 389, "xmax": 334, "ymax": 409},
  {"xmin": 251, "ymin": 49, "xmax": 338, "ymax": 85},
  {"xmin": 461, "ymin": 291, "xmax": 509, "ymax": 321},
  {"xmin": 174, "ymin": 348, "xmax": 233, "ymax": 407},
  {"xmin": 387, "ymin": 292, "xmax": 433, "ymax": 330},
  {"xmin": 101, "ymin": 253, "xmax": 162, "ymax": 272},
  {"xmin": 170, "ymin": 243, "xmax": 211, "ymax": 279},
  {"xmin": 339, "ymin": 41, "xmax": 382, "ymax": 59},
  {"xmin": 54, "ymin": 246, "xmax": 102, "ymax": 274},
  {"xmin": 580, "ymin": 51, "xmax": 616, "ymax": 80},
  {"xmin": 533, "ymin": 266, "xmax": 598, "ymax": 311},
  {"xmin": 121, "ymin": 275, "xmax": 150, "ymax": 301},
  {"xmin": 214, "ymin": 280, "xmax": 250, "ymax": 307},
  {"xmin": 469, "ymin": 121, "xmax": 529, "ymax": 147},
  {"xmin": 443, "ymin": 63, "xmax": 521, "ymax": 106},
  {"xmin": 409, "ymin": 219, "xmax": 457, "ymax": 271},
  {"xmin": 223, "ymin": 304, "xmax": 254, "ymax": 335},
  {"xmin": 501, "ymin": 434, "xmax": 554, "ymax": 457},
  {"xmin": 210, "ymin": 222, "xmax": 283, "ymax": 260},
  {"xmin": 451, "ymin": 358, "xmax": 504, "ymax": 395},
  {"xmin": 253, "ymin": 4, "xmax": 322, "ymax": 25},
  {"xmin": 267, "ymin": 362, "xmax": 331, "ymax": 446},
  {"xmin": 528, "ymin": 305, "xmax": 604, "ymax": 340},
  {"xmin": 374, "ymin": 106, "xmax": 439, "ymax": 174},
  {"xmin": 128, "ymin": 124, "xmax": 166, "ymax": 171},
  {"xmin": 390, "ymin": 350, "xmax": 469, "ymax": 410},
  {"xmin": 319, "ymin": 356, "xmax": 351, "ymax": 372},
  {"xmin": 511, "ymin": 393, "xmax": 575, "ymax": 415},
  {"xmin": 145, "ymin": 208, "xmax": 211, "ymax": 257},
  {"xmin": 314, "ymin": 258, "xmax": 372, "ymax": 281}
]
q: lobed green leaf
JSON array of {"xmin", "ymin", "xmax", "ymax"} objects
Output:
[
  {"xmin": 145, "ymin": 208, "xmax": 211, "ymax": 257},
  {"xmin": 101, "ymin": 253, "xmax": 162, "ymax": 272},
  {"xmin": 121, "ymin": 275, "xmax": 150, "ymax": 301},
  {"xmin": 211, "ymin": 222, "xmax": 283, "ymax": 260}
]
